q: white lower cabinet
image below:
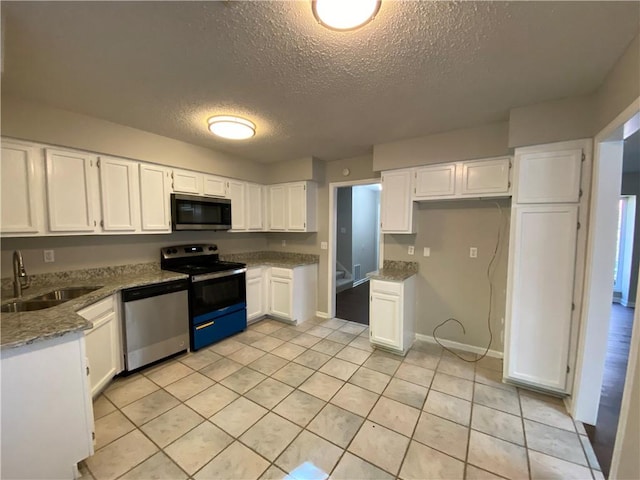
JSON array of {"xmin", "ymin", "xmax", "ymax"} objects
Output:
[
  {"xmin": 1, "ymin": 332, "xmax": 94, "ymax": 479},
  {"xmin": 369, "ymin": 277, "xmax": 415, "ymax": 354},
  {"xmin": 268, "ymin": 264, "xmax": 317, "ymax": 324},
  {"xmin": 79, "ymin": 295, "xmax": 123, "ymax": 397},
  {"xmin": 246, "ymin": 267, "xmax": 266, "ymax": 322},
  {"xmin": 504, "ymin": 204, "xmax": 579, "ymax": 392}
]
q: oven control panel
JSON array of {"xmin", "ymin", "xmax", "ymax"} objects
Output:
[{"xmin": 161, "ymin": 244, "xmax": 218, "ymax": 259}]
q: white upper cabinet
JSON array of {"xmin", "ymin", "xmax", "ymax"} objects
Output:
[
  {"xmin": 172, "ymin": 169, "xmax": 203, "ymax": 195},
  {"xmin": 460, "ymin": 157, "xmax": 510, "ymax": 196},
  {"xmin": 98, "ymin": 157, "xmax": 139, "ymax": 232},
  {"xmin": 139, "ymin": 163, "xmax": 171, "ymax": 232},
  {"xmin": 45, "ymin": 148, "xmax": 98, "ymax": 232},
  {"xmin": 414, "ymin": 164, "xmax": 457, "ymax": 198},
  {"xmin": 247, "ymin": 183, "xmax": 265, "ymax": 231},
  {"xmin": 1, "ymin": 141, "xmax": 42, "ymax": 234},
  {"xmin": 504, "ymin": 204, "xmax": 579, "ymax": 392},
  {"xmin": 203, "ymin": 174, "xmax": 227, "ymax": 197},
  {"xmin": 227, "ymin": 180, "xmax": 247, "ymax": 230},
  {"xmin": 268, "ymin": 185, "xmax": 287, "ymax": 231},
  {"xmin": 381, "ymin": 169, "xmax": 415, "ymax": 234},
  {"xmin": 513, "ymin": 148, "xmax": 582, "ymax": 204}
]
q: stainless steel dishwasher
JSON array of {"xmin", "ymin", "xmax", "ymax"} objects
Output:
[{"xmin": 121, "ymin": 278, "xmax": 189, "ymax": 371}]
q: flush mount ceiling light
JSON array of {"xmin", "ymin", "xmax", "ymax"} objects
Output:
[
  {"xmin": 207, "ymin": 115, "xmax": 256, "ymax": 140},
  {"xmin": 312, "ymin": 0, "xmax": 381, "ymax": 31}
]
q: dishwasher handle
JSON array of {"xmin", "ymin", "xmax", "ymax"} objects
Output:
[{"xmin": 122, "ymin": 278, "xmax": 189, "ymax": 302}]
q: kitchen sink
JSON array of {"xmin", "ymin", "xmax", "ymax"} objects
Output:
[
  {"xmin": 30, "ymin": 286, "xmax": 103, "ymax": 302},
  {"xmin": 1, "ymin": 299, "xmax": 67, "ymax": 313}
]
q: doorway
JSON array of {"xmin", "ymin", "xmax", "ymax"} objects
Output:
[
  {"xmin": 584, "ymin": 130, "xmax": 639, "ymax": 476},
  {"xmin": 328, "ymin": 179, "xmax": 382, "ymax": 323}
]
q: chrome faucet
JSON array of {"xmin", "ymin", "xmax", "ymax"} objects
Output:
[{"xmin": 12, "ymin": 250, "xmax": 30, "ymax": 298}]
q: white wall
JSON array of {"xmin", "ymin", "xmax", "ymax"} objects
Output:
[{"xmin": 351, "ymin": 185, "xmax": 379, "ymax": 281}]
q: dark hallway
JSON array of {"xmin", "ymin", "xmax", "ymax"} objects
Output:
[{"xmin": 335, "ymin": 282, "xmax": 370, "ymax": 326}]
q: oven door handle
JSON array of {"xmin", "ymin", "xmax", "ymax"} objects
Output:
[{"xmin": 191, "ymin": 268, "xmax": 247, "ymax": 283}]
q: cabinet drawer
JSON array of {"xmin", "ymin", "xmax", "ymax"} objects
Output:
[
  {"xmin": 246, "ymin": 267, "xmax": 263, "ymax": 280},
  {"xmin": 78, "ymin": 296, "xmax": 114, "ymax": 321},
  {"xmin": 271, "ymin": 267, "xmax": 293, "ymax": 279},
  {"xmin": 370, "ymin": 280, "xmax": 402, "ymax": 296}
]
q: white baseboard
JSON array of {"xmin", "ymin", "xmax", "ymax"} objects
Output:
[
  {"xmin": 415, "ymin": 334, "xmax": 503, "ymax": 359},
  {"xmin": 315, "ymin": 311, "xmax": 330, "ymax": 319},
  {"xmin": 620, "ymin": 299, "xmax": 635, "ymax": 308}
]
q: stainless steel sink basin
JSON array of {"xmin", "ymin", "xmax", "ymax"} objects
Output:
[
  {"xmin": 31, "ymin": 286, "xmax": 103, "ymax": 302},
  {"xmin": 1, "ymin": 299, "xmax": 67, "ymax": 313}
]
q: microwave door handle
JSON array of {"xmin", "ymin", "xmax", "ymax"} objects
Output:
[{"xmin": 191, "ymin": 268, "xmax": 247, "ymax": 283}]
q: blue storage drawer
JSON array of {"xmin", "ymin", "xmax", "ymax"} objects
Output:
[{"xmin": 192, "ymin": 303, "xmax": 247, "ymax": 351}]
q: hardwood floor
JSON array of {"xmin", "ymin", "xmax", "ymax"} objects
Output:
[
  {"xmin": 335, "ymin": 281, "xmax": 370, "ymax": 325},
  {"xmin": 584, "ymin": 303, "xmax": 634, "ymax": 478}
]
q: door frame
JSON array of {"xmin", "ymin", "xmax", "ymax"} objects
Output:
[
  {"xmin": 327, "ymin": 178, "xmax": 382, "ymax": 319},
  {"xmin": 570, "ymin": 97, "xmax": 640, "ymax": 475}
]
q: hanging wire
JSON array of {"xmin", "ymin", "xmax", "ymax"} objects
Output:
[{"xmin": 432, "ymin": 201, "xmax": 505, "ymax": 363}]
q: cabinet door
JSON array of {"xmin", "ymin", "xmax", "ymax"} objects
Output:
[
  {"xmin": 1, "ymin": 142, "xmax": 40, "ymax": 234},
  {"xmin": 99, "ymin": 157, "xmax": 139, "ymax": 232},
  {"xmin": 370, "ymin": 291, "xmax": 401, "ymax": 348},
  {"xmin": 85, "ymin": 310, "xmax": 120, "ymax": 396},
  {"xmin": 287, "ymin": 182, "xmax": 307, "ymax": 231},
  {"xmin": 270, "ymin": 277, "xmax": 292, "ymax": 319},
  {"xmin": 247, "ymin": 183, "xmax": 264, "ymax": 230},
  {"xmin": 460, "ymin": 157, "xmax": 510, "ymax": 196},
  {"xmin": 172, "ymin": 169, "xmax": 202, "ymax": 194},
  {"xmin": 45, "ymin": 149, "xmax": 97, "ymax": 232},
  {"xmin": 514, "ymin": 149, "xmax": 582, "ymax": 203},
  {"xmin": 269, "ymin": 185, "xmax": 287, "ymax": 231},
  {"xmin": 139, "ymin": 164, "xmax": 171, "ymax": 232},
  {"xmin": 381, "ymin": 170, "xmax": 414, "ymax": 233},
  {"xmin": 246, "ymin": 274, "xmax": 264, "ymax": 321},
  {"xmin": 227, "ymin": 180, "xmax": 247, "ymax": 230},
  {"xmin": 203, "ymin": 175, "xmax": 227, "ymax": 197},
  {"xmin": 414, "ymin": 164, "xmax": 457, "ymax": 198},
  {"xmin": 505, "ymin": 204, "xmax": 578, "ymax": 392}
]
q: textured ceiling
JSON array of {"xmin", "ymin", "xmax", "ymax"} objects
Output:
[{"xmin": 2, "ymin": 1, "xmax": 639, "ymax": 163}]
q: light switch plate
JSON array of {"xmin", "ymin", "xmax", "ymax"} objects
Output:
[
  {"xmin": 408, "ymin": 246, "xmax": 415, "ymax": 255},
  {"xmin": 423, "ymin": 247, "xmax": 430, "ymax": 257},
  {"xmin": 43, "ymin": 250, "xmax": 55, "ymax": 263},
  {"xmin": 281, "ymin": 240, "xmax": 286, "ymax": 247},
  {"xmin": 320, "ymin": 242, "xmax": 328, "ymax": 250},
  {"xmin": 470, "ymin": 247, "xmax": 478, "ymax": 258}
]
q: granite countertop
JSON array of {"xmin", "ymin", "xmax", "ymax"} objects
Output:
[
  {"xmin": 1, "ymin": 264, "xmax": 187, "ymax": 350},
  {"xmin": 221, "ymin": 251, "xmax": 319, "ymax": 268},
  {"xmin": 367, "ymin": 260, "xmax": 419, "ymax": 282}
]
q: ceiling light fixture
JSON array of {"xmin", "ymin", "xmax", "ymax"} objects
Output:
[
  {"xmin": 312, "ymin": 0, "xmax": 381, "ymax": 31},
  {"xmin": 207, "ymin": 115, "xmax": 256, "ymax": 140}
]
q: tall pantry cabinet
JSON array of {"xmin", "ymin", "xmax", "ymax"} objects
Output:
[{"xmin": 504, "ymin": 140, "xmax": 590, "ymax": 394}]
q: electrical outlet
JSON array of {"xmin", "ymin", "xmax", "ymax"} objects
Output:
[
  {"xmin": 408, "ymin": 246, "xmax": 415, "ymax": 255},
  {"xmin": 281, "ymin": 240, "xmax": 286, "ymax": 247},
  {"xmin": 43, "ymin": 250, "xmax": 55, "ymax": 263},
  {"xmin": 469, "ymin": 247, "xmax": 478, "ymax": 258},
  {"xmin": 423, "ymin": 247, "xmax": 430, "ymax": 257},
  {"xmin": 320, "ymin": 242, "xmax": 328, "ymax": 250}
]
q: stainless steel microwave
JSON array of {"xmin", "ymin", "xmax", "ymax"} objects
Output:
[{"xmin": 171, "ymin": 194, "xmax": 232, "ymax": 231}]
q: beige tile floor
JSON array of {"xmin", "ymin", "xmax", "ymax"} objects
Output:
[{"xmin": 80, "ymin": 317, "xmax": 603, "ymax": 480}]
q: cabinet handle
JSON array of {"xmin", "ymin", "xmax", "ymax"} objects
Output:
[{"xmin": 196, "ymin": 321, "xmax": 215, "ymax": 330}]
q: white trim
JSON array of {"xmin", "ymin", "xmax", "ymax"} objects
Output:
[
  {"xmin": 415, "ymin": 333, "xmax": 503, "ymax": 359},
  {"xmin": 327, "ymin": 178, "xmax": 382, "ymax": 319},
  {"xmin": 315, "ymin": 311, "xmax": 330, "ymax": 319},
  {"xmin": 619, "ymin": 300, "xmax": 636, "ymax": 308},
  {"xmin": 571, "ymin": 96, "xmax": 640, "ymax": 425}
]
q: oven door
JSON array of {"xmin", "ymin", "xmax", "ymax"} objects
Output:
[{"xmin": 190, "ymin": 269, "xmax": 247, "ymax": 322}]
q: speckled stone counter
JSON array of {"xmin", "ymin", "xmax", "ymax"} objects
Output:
[
  {"xmin": 367, "ymin": 260, "xmax": 419, "ymax": 281},
  {"xmin": 221, "ymin": 251, "xmax": 319, "ymax": 268},
  {"xmin": 1, "ymin": 263, "xmax": 187, "ymax": 350}
]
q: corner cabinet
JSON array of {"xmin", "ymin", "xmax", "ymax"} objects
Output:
[
  {"xmin": 45, "ymin": 148, "xmax": 99, "ymax": 233},
  {"xmin": 381, "ymin": 169, "xmax": 416, "ymax": 234},
  {"xmin": 0, "ymin": 141, "xmax": 43, "ymax": 235},
  {"xmin": 78, "ymin": 295, "xmax": 123, "ymax": 397},
  {"xmin": 268, "ymin": 182, "xmax": 317, "ymax": 232},
  {"xmin": 268, "ymin": 264, "xmax": 317, "ymax": 324},
  {"xmin": 1, "ymin": 332, "xmax": 94, "ymax": 479},
  {"xmin": 369, "ymin": 277, "xmax": 415, "ymax": 354}
]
